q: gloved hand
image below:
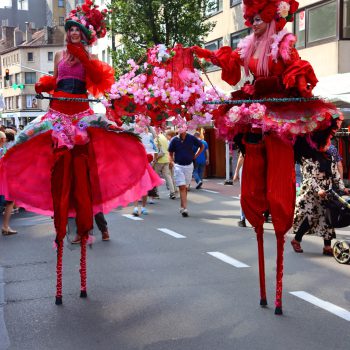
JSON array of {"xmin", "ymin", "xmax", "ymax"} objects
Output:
[
  {"xmin": 35, "ymin": 82, "xmax": 43, "ymax": 94},
  {"xmin": 67, "ymin": 43, "xmax": 90, "ymax": 65},
  {"xmin": 191, "ymin": 46, "xmax": 212, "ymax": 59},
  {"xmin": 297, "ymin": 75, "xmax": 312, "ymax": 98},
  {"xmin": 35, "ymin": 75, "xmax": 56, "ymax": 94}
]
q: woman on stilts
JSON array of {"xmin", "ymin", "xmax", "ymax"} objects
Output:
[
  {"xmin": 0, "ymin": 0, "xmax": 162, "ymax": 305},
  {"xmin": 192, "ymin": 0, "xmax": 344, "ymax": 314}
]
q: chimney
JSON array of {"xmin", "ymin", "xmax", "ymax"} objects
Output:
[
  {"xmin": 2, "ymin": 26, "xmax": 15, "ymax": 49},
  {"xmin": 14, "ymin": 28, "xmax": 23, "ymax": 47},
  {"xmin": 25, "ymin": 22, "xmax": 32, "ymax": 42}
]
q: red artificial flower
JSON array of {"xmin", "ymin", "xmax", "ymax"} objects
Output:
[
  {"xmin": 289, "ymin": 0, "xmax": 299, "ymax": 14},
  {"xmin": 260, "ymin": 3, "xmax": 277, "ymax": 23},
  {"xmin": 82, "ymin": 4, "xmax": 90, "ymax": 12},
  {"xmin": 276, "ymin": 18, "xmax": 287, "ymax": 31}
]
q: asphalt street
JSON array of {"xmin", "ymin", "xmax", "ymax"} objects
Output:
[{"xmin": 0, "ymin": 179, "xmax": 349, "ymax": 350}]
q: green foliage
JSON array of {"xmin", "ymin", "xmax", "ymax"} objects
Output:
[{"xmin": 107, "ymin": 0, "xmax": 217, "ymax": 78}]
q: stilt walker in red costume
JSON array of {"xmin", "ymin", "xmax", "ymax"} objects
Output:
[
  {"xmin": 0, "ymin": 0, "xmax": 162, "ymax": 305},
  {"xmin": 192, "ymin": 0, "xmax": 343, "ymax": 314}
]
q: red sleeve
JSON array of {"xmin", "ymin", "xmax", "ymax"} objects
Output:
[
  {"xmin": 279, "ymin": 34, "xmax": 318, "ymax": 91},
  {"xmin": 35, "ymin": 75, "xmax": 57, "ymax": 94},
  {"xmin": 86, "ymin": 60, "xmax": 115, "ymax": 97},
  {"xmin": 193, "ymin": 46, "xmax": 242, "ymax": 86},
  {"xmin": 282, "ymin": 60, "xmax": 318, "ymax": 91}
]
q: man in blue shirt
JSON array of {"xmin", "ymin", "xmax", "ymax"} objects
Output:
[
  {"xmin": 192, "ymin": 131, "xmax": 209, "ymax": 189},
  {"xmin": 168, "ymin": 128, "xmax": 204, "ymax": 217}
]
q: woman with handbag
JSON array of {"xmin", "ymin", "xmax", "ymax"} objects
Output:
[{"xmin": 292, "ymin": 149, "xmax": 349, "ymax": 255}]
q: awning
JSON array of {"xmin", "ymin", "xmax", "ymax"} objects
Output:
[{"xmin": 313, "ymin": 73, "xmax": 350, "ymax": 105}]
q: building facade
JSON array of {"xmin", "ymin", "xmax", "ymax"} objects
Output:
[
  {"xmin": 0, "ymin": 26, "xmax": 63, "ymax": 127},
  {"xmin": 203, "ymin": 0, "xmax": 350, "ymax": 102}
]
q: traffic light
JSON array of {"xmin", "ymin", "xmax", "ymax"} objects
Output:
[{"xmin": 5, "ymin": 69, "xmax": 9, "ymax": 81}]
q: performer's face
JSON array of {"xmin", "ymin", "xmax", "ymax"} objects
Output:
[
  {"xmin": 252, "ymin": 15, "xmax": 268, "ymax": 37},
  {"xmin": 69, "ymin": 26, "xmax": 82, "ymax": 44}
]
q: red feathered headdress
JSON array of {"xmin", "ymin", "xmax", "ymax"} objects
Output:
[
  {"xmin": 243, "ymin": 0, "xmax": 299, "ymax": 32},
  {"xmin": 65, "ymin": 0, "xmax": 109, "ymax": 45}
]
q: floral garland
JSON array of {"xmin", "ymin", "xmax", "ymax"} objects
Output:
[{"xmin": 105, "ymin": 44, "xmax": 225, "ymax": 131}]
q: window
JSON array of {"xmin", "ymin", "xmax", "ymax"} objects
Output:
[
  {"xmin": 294, "ymin": 10, "xmax": 306, "ymax": 48},
  {"xmin": 25, "ymin": 72, "xmax": 36, "ymax": 84},
  {"xmin": 204, "ymin": 38, "xmax": 223, "ymax": 72},
  {"xmin": 231, "ymin": 29, "xmax": 250, "ymax": 50},
  {"xmin": 58, "ymin": 0, "xmax": 64, "ymax": 7},
  {"xmin": 230, "ymin": 0, "xmax": 241, "ymax": 7},
  {"xmin": 48, "ymin": 52, "xmax": 53, "ymax": 61},
  {"xmin": 308, "ymin": 1, "xmax": 337, "ymax": 43},
  {"xmin": 0, "ymin": 1, "xmax": 12, "ymax": 9},
  {"xmin": 343, "ymin": 0, "xmax": 350, "ymax": 38},
  {"xmin": 26, "ymin": 95, "xmax": 36, "ymax": 108},
  {"xmin": 15, "ymin": 73, "xmax": 20, "ymax": 84},
  {"xmin": 206, "ymin": 0, "xmax": 223, "ymax": 16},
  {"xmin": 102, "ymin": 50, "xmax": 106, "ymax": 62},
  {"xmin": 27, "ymin": 52, "xmax": 33, "ymax": 61},
  {"xmin": 294, "ymin": 1, "xmax": 337, "ymax": 48},
  {"xmin": 15, "ymin": 96, "xmax": 20, "ymax": 109},
  {"xmin": 59, "ymin": 17, "xmax": 65, "ymax": 26},
  {"xmin": 17, "ymin": 0, "xmax": 28, "ymax": 11}
]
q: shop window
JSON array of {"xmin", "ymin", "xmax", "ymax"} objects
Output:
[{"xmin": 294, "ymin": 1, "xmax": 337, "ymax": 48}]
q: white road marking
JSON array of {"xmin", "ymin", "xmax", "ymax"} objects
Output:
[
  {"xmin": 207, "ymin": 252, "xmax": 250, "ymax": 268},
  {"xmin": 157, "ymin": 228, "xmax": 186, "ymax": 239},
  {"xmin": 201, "ymin": 189, "xmax": 219, "ymax": 194},
  {"xmin": 290, "ymin": 291, "xmax": 350, "ymax": 321},
  {"xmin": 232, "ymin": 196, "xmax": 240, "ymax": 200},
  {"xmin": 0, "ymin": 268, "xmax": 10, "ymax": 349},
  {"xmin": 122, "ymin": 214, "xmax": 144, "ymax": 221},
  {"xmin": 217, "ymin": 182, "xmax": 225, "ymax": 185}
]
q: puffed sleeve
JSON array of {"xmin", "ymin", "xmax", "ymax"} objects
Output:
[
  {"xmin": 192, "ymin": 46, "xmax": 242, "ymax": 86},
  {"xmin": 279, "ymin": 34, "xmax": 318, "ymax": 92}
]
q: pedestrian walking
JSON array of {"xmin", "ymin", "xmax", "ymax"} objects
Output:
[
  {"xmin": 291, "ymin": 149, "xmax": 349, "ymax": 255},
  {"xmin": 168, "ymin": 127, "xmax": 204, "ymax": 217},
  {"xmin": 192, "ymin": 131, "xmax": 209, "ymax": 190},
  {"xmin": 233, "ymin": 151, "xmax": 246, "ymax": 227}
]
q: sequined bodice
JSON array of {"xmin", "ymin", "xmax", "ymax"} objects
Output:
[{"xmin": 57, "ymin": 58, "xmax": 86, "ymax": 82}]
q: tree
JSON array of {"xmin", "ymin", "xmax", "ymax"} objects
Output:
[{"xmin": 108, "ymin": 0, "xmax": 217, "ymax": 77}]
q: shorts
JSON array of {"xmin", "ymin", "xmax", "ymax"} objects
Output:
[{"xmin": 174, "ymin": 163, "xmax": 194, "ymax": 186}]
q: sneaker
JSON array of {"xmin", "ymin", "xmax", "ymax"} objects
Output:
[
  {"xmin": 180, "ymin": 208, "xmax": 188, "ymax": 217},
  {"xmin": 169, "ymin": 192, "xmax": 176, "ymax": 199},
  {"xmin": 132, "ymin": 207, "xmax": 139, "ymax": 216},
  {"xmin": 196, "ymin": 181, "xmax": 203, "ymax": 189},
  {"xmin": 323, "ymin": 246, "xmax": 333, "ymax": 256},
  {"xmin": 71, "ymin": 235, "xmax": 81, "ymax": 244},
  {"xmin": 291, "ymin": 239, "xmax": 303, "ymax": 253},
  {"xmin": 102, "ymin": 231, "xmax": 110, "ymax": 241},
  {"xmin": 141, "ymin": 207, "xmax": 148, "ymax": 215},
  {"xmin": 237, "ymin": 219, "xmax": 246, "ymax": 227}
]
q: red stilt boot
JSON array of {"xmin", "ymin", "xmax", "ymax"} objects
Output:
[
  {"xmin": 265, "ymin": 134, "xmax": 296, "ymax": 315},
  {"xmin": 80, "ymin": 235, "xmax": 87, "ymax": 298},
  {"xmin": 55, "ymin": 240, "xmax": 64, "ymax": 305},
  {"xmin": 241, "ymin": 141, "xmax": 268, "ymax": 306}
]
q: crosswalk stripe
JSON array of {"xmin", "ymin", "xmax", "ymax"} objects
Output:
[
  {"xmin": 122, "ymin": 214, "xmax": 144, "ymax": 221},
  {"xmin": 207, "ymin": 252, "xmax": 250, "ymax": 268},
  {"xmin": 290, "ymin": 291, "xmax": 350, "ymax": 321},
  {"xmin": 201, "ymin": 189, "xmax": 219, "ymax": 194},
  {"xmin": 157, "ymin": 228, "xmax": 186, "ymax": 239}
]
